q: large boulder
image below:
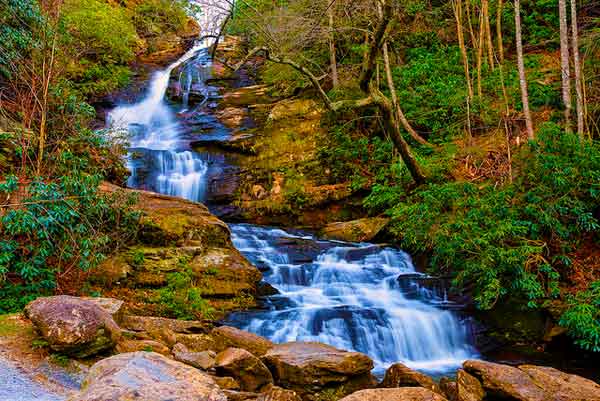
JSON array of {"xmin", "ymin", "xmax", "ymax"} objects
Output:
[
  {"xmin": 70, "ymin": 352, "xmax": 226, "ymax": 401},
  {"xmin": 261, "ymin": 342, "xmax": 375, "ymax": 398},
  {"xmin": 24, "ymin": 295, "xmax": 121, "ymax": 358},
  {"xmin": 211, "ymin": 325, "xmax": 274, "ymax": 356},
  {"xmin": 339, "ymin": 388, "xmax": 448, "ymax": 401},
  {"xmin": 380, "ymin": 363, "xmax": 441, "ymax": 394},
  {"xmin": 464, "ymin": 360, "xmax": 600, "ymax": 401},
  {"xmin": 519, "ymin": 365, "xmax": 600, "ymax": 401},
  {"xmin": 456, "ymin": 369, "xmax": 484, "ymax": 401},
  {"xmin": 172, "ymin": 343, "xmax": 216, "ymax": 370},
  {"xmin": 321, "ymin": 217, "xmax": 390, "ymax": 243},
  {"xmin": 215, "ymin": 347, "xmax": 273, "ymax": 392},
  {"xmin": 116, "ymin": 339, "xmax": 170, "ymax": 356},
  {"xmin": 257, "ymin": 385, "xmax": 302, "ymax": 401}
]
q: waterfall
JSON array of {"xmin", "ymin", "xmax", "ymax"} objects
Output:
[
  {"xmin": 107, "ymin": 40, "xmax": 211, "ymax": 201},
  {"xmin": 228, "ymin": 224, "xmax": 478, "ymax": 375}
]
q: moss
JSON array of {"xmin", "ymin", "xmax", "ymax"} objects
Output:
[{"xmin": 0, "ymin": 314, "xmax": 22, "ymax": 337}]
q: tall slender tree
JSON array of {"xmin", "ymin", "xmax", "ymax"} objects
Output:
[
  {"xmin": 327, "ymin": 2, "xmax": 339, "ymax": 89},
  {"xmin": 570, "ymin": 0, "xmax": 584, "ymax": 139},
  {"xmin": 558, "ymin": 0, "xmax": 572, "ymax": 131},
  {"xmin": 453, "ymin": 0, "xmax": 473, "ymax": 100},
  {"xmin": 514, "ymin": 0, "xmax": 534, "ymax": 140}
]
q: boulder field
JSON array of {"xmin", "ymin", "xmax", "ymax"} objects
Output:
[{"xmin": 22, "ymin": 295, "xmax": 600, "ymax": 401}]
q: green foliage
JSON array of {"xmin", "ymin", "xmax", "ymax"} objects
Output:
[
  {"xmin": 560, "ymin": 281, "xmax": 600, "ymax": 352},
  {"xmin": 133, "ymin": 0, "xmax": 189, "ymax": 38},
  {"xmin": 0, "ymin": 0, "xmax": 42, "ymax": 77},
  {"xmin": 62, "ymin": 0, "xmax": 138, "ymax": 64},
  {"xmin": 369, "ymin": 124, "xmax": 599, "ymax": 349},
  {"xmin": 0, "ymin": 173, "xmax": 140, "ymax": 313},
  {"xmin": 154, "ymin": 259, "xmax": 215, "ymax": 320}
]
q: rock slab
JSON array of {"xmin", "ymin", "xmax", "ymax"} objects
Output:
[
  {"xmin": 70, "ymin": 352, "xmax": 226, "ymax": 401},
  {"xmin": 25, "ymin": 295, "xmax": 121, "ymax": 358},
  {"xmin": 339, "ymin": 387, "xmax": 448, "ymax": 401}
]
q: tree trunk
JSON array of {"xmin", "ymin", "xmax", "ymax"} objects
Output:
[
  {"xmin": 559, "ymin": 0, "xmax": 572, "ymax": 131},
  {"xmin": 496, "ymin": 0, "xmax": 505, "ymax": 63},
  {"xmin": 327, "ymin": 5, "xmax": 339, "ymax": 89},
  {"xmin": 482, "ymin": 0, "xmax": 495, "ymax": 69},
  {"xmin": 476, "ymin": 10, "xmax": 484, "ymax": 97},
  {"xmin": 370, "ymin": 84, "xmax": 426, "ymax": 185},
  {"xmin": 376, "ymin": 2, "xmax": 429, "ymax": 146},
  {"xmin": 570, "ymin": 0, "xmax": 584, "ymax": 139},
  {"xmin": 514, "ymin": 0, "xmax": 534, "ymax": 140},
  {"xmin": 453, "ymin": 0, "xmax": 474, "ymax": 100}
]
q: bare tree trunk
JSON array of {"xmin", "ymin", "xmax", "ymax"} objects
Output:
[
  {"xmin": 496, "ymin": 0, "xmax": 505, "ymax": 63},
  {"xmin": 559, "ymin": 0, "xmax": 572, "ymax": 132},
  {"xmin": 476, "ymin": 10, "xmax": 484, "ymax": 97},
  {"xmin": 327, "ymin": 5, "xmax": 339, "ymax": 89},
  {"xmin": 570, "ymin": 0, "xmax": 584, "ymax": 139},
  {"xmin": 377, "ymin": 2, "xmax": 429, "ymax": 146},
  {"xmin": 453, "ymin": 0, "xmax": 474, "ymax": 100},
  {"xmin": 514, "ymin": 0, "xmax": 534, "ymax": 140},
  {"xmin": 482, "ymin": 0, "xmax": 495, "ymax": 69}
]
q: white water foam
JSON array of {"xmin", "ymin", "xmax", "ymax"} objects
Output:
[{"xmin": 229, "ymin": 224, "xmax": 478, "ymax": 375}]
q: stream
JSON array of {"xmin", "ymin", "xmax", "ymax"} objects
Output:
[{"xmin": 107, "ymin": 25, "xmax": 479, "ymax": 377}]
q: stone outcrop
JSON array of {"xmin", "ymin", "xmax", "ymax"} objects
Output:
[
  {"xmin": 115, "ymin": 339, "xmax": 170, "ymax": 355},
  {"xmin": 172, "ymin": 343, "xmax": 216, "ymax": 370},
  {"xmin": 339, "ymin": 388, "xmax": 448, "ymax": 401},
  {"xmin": 380, "ymin": 363, "xmax": 441, "ymax": 395},
  {"xmin": 211, "ymin": 325, "xmax": 274, "ymax": 356},
  {"xmin": 215, "ymin": 347, "xmax": 273, "ymax": 392},
  {"xmin": 25, "ymin": 295, "xmax": 121, "ymax": 358},
  {"xmin": 261, "ymin": 342, "xmax": 375, "ymax": 399},
  {"xmin": 464, "ymin": 360, "xmax": 600, "ymax": 401},
  {"xmin": 321, "ymin": 217, "xmax": 390, "ymax": 243},
  {"xmin": 257, "ymin": 385, "xmax": 302, "ymax": 401},
  {"xmin": 70, "ymin": 352, "xmax": 226, "ymax": 401},
  {"xmin": 455, "ymin": 369, "xmax": 484, "ymax": 401},
  {"xmin": 96, "ymin": 184, "xmax": 262, "ymax": 318}
]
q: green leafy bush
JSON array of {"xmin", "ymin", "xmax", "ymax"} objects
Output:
[
  {"xmin": 0, "ymin": 174, "xmax": 140, "ymax": 313},
  {"xmin": 154, "ymin": 259, "xmax": 215, "ymax": 320},
  {"xmin": 133, "ymin": 0, "xmax": 189, "ymax": 38},
  {"xmin": 0, "ymin": 0, "xmax": 42, "ymax": 77},
  {"xmin": 560, "ymin": 281, "xmax": 600, "ymax": 352},
  {"xmin": 368, "ymin": 124, "xmax": 599, "ymax": 347}
]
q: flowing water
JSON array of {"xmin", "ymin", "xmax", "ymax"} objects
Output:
[
  {"xmin": 226, "ymin": 224, "xmax": 477, "ymax": 374},
  {"xmin": 107, "ymin": 7, "xmax": 478, "ymax": 377}
]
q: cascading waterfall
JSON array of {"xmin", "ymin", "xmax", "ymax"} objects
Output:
[
  {"xmin": 107, "ymin": 41, "xmax": 212, "ymax": 202},
  {"xmin": 227, "ymin": 224, "xmax": 478, "ymax": 375},
  {"xmin": 107, "ymin": 0, "xmax": 478, "ymax": 376}
]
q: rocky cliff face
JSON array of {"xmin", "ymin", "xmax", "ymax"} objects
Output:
[{"xmin": 93, "ymin": 183, "xmax": 262, "ymax": 319}]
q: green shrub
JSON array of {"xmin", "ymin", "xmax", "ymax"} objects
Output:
[
  {"xmin": 0, "ymin": 173, "xmax": 140, "ymax": 313},
  {"xmin": 154, "ymin": 260, "xmax": 215, "ymax": 320},
  {"xmin": 133, "ymin": 0, "xmax": 189, "ymax": 38},
  {"xmin": 560, "ymin": 281, "xmax": 600, "ymax": 352},
  {"xmin": 0, "ymin": 0, "xmax": 42, "ymax": 77}
]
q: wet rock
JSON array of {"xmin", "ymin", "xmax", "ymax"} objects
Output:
[
  {"xmin": 81, "ymin": 297, "xmax": 125, "ymax": 324},
  {"xmin": 215, "ymin": 348, "xmax": 274, "ymax": 392},
  {"xmin": 464, "ymin": 360, "xmax": 546, "ymax": 401},
  {"xmin": 211, "ymin": 326, "xmax": 274, "ymax": 356},
  {"xmin": 256, "ymin": 282, "xmax": 279, "ymax": 297},
  {"xmin": 338, "ymin": 388, "xmax": 448, "ymax": 401},
  {"xmin": 439, "ymin": 377, "xmax": 458, "ymax": 401},
  {"xmin": 115, "ymin": 339, "xmax": 170, "ymax": 356},
  {"xmin": 25, "ymin": 296, "xmax": 121, "ymax": 358},
  {"xmin": 456, "ymin": 369, "xmax": 484, "ymax": 401},
  {"xmin": 380, "ymin": 363, "xmax": 441, "ymax": 394},
  {"xmin": 261, "ymin": 342, "xmax": 375, "ymax": 398},
  {"xmin": 221, "ymin": 85, "xmax": 274, "ymax": 108},
  {"xmin": 321, "ymin": 217, "xmax": 390, "ymax": 243},
  {"xmin": 257, "ymin": 385, "xmax": 302, "ymax": 401},
  {"xmin": 70, "ymin": 352, "xmax": 226, "ymax": 401},
  {"xmin": 214, "ymin": 376, "xmax": 241, "ymax": 390},
  {"xmin": 268, "ymin": 99, "xmax": 320, "ymax": 122},
  {"xmin": 173, "ymin": 333, "xmax": 216, "ymax": 352},
  {"xmin": 216, "ymin": 107, "xmax": 248, "ymax": 130},
  {"xmin": 121, "ymin": 315, "xmax": 211, "ymax": 335},
  {"xmin": 172, "ymin": 343, "xmax": 216, "ymax": 370},
  {"xmin": 519, "ymin": 364, "xmax": 600, "ymax": 401},
  {"xmin": 463, "ymin": 360, "xmax": 600, "ymax": 401},
  {"xmin": 222, "ymin": 390, "xmax": 259, "ymax": 401}
]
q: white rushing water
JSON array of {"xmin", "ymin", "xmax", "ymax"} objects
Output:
[
  {"xmin": 109, "ymin": 0, "xmax": 478, "ymax": 376},
  {"xmin": 229, "ymin": 224, "xmax": 478, "ymax": 374},
  {"xmin": 106, "ymin": 1, "xmax": 228, "ymax": 202}
]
